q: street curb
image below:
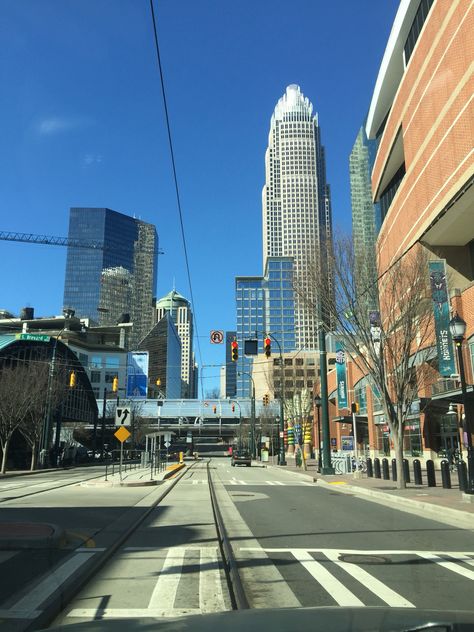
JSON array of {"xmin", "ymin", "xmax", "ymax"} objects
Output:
[
  {"xmin": 17, "ymin": 463, "xmax": 191, "ymax": 632},
  {"xmin": 315, "ymin": 478, "xmax": 474, "ymax": 530},
  {"xmin": 264, "ymin": 463, "xmax": 317, "ymax": 482}
]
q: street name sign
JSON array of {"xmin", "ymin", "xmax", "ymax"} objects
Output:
[
  {"xmin": 16, "ymin": 333, "xmax": 50, "ymax": 342},
  {"xmin": 114, "ymin": 426, "xmax": 131, "ymax": 443},
  {"xmin": 115, "ymin": 406, "xmax": 132, "ymax": 426}
]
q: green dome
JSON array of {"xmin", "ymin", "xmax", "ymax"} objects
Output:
[{"xmin": 155, "ymin": 289, "xmax": 189, "ymax": 309}]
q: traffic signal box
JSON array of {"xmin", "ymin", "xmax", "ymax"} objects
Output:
[
  {"xmin": 264, "ymin": 336, "xmax": 271, "ymax": 358},
  {"xmin": 69, "ymin": 371, "xmax": 76, "ymax": 388},
  {"xmin": 263, "ymin": 394, "xmax": 270, "ymax": 406},
  {"xmin": 112, "ymin": 376, "xmax": 119, "ymax": 392},
  {"xmin": 351, "ymin": 402, "xmax": 360, "ymax": 414},
  {"xmin": 231, "ymin": 404, "xmax": 235, "ymax": 412},
  {"xmin": 231, "ymin": 340, "xmax": 238, "ymax": 362}
]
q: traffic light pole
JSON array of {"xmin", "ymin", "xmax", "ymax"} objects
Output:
[
  {"xmin": 266, "ymin": 333, "xmax": 286, "ymax": 466},
  {"xmin": 319, "ymin": 325, "xmax": 335, "ymax": 475}
]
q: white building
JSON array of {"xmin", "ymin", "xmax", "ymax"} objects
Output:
[
  {"xmin": 153, "ymin": 289, "xmax": 195, "ymax": 398},
  {"xmin": 262, "ymin": 84, "xmax": 333, "ymax": 350}
]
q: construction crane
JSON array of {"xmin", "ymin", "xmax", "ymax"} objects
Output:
[{"xmin": 0, "ymin": 230, "xmax": 164, "ymax": 254}]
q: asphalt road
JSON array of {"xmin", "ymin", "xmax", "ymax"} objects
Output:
[{"xmin": 213, "ymin": 459, "xmax": 474, "ymax": 612}]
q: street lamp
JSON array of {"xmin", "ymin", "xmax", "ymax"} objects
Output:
[
  {"xmin": 449, "ymin": 312, "xmax": 474, "ymax": 494},
  {"xmin": 238, "ymin": 371, "xmax": 256, "ymax": 458},
  {"xmin": 314, "ymin": 394, "xmax": 322, "ymax": 473},
  {"xmin": 265, "ymin": 333, "xmax": 287, "ymax": 466},
  {"xmin": 229, "ymin": 399, "xmax": 242, "ymax": 450}
]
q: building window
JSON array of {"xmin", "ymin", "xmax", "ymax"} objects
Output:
[
  {"xmin": 90, "ymin": 355, "xmax": 102, "ymax": 369},
  {"xmin": 380, "ymin": 163, "xmax": 406, "ymax": 221},
  {"xmin": 90, "ymin": 371, "xmax": 101, "ymax": 384},
  {"xmin": 404, "ymin": 0, "xmax": 434, "ymax": 65}
]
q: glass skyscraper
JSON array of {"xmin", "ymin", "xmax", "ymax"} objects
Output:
[
  {"xmin": 236, "ymin": 257, "xmax": 295, "ymax": 398},
  {"xmin": 63, "ymin": 207, "xmax": 158, "ymax": 348},
  {"xmin": 349, "ymin": 126, "xmax": 381, "ymax": 305},
  {"xmin": 262, "ymin": 85, "xmax": 333, "ymax": 350}
]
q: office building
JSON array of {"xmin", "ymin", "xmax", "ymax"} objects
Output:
[
  {"xmin": 236, "ymin": 257, "xmax": 295, "ymax": 398},
  {"xmin": 63, "ymin": 207, "xmax": 158, "ymax": 349},
  {"xmin": 349, "ymin": 125, "xmax": 381, "ymax": 304},
  {"xmin": 153, "ymin": 289, "xmax": 195, "ymax": 398},
  {"xmin": 139, "ymin": 312, "xmax": 181, "ymax": 399},
  {"xmin": 262, "ymin": 84, "xmax": 333, "ymax": 350}
]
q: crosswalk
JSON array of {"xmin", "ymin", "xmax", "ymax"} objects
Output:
[
  {"xmin": 240, "ymin": 547, "xmax": 474, "ymax": 608},
  {"xmin": 182, "ymin": 478, "xmax": 314, "ymax": 487}
]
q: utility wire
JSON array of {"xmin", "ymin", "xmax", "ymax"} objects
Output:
[{"xmin": 149, "ymin": 0, "xmax": 204, "ymax": 397}]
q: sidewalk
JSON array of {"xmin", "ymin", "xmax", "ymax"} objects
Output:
[
  {"xmin": 264, "ymin": 458, "xmax": 474, "ymax": 530},
  {"xmin": 81, "ymin": 461, "xmax": 185, "ymax": 487}
]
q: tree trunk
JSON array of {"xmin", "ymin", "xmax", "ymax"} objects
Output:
[
  {"xmin": 30, "ymin": 442, "xmax": 37, "ymax": 471},
  {"xmin": 1, "ymin": 437, "xmax": 10, "ymax": 474},
  {"xmin": 392, "ymin": 429, "xmax": 406, "ymax": 490}
]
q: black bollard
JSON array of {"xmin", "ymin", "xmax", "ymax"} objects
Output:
[
  {"xmin": 426, "ymin": 459, "xmax": 436, "ymax": 487},
  {"xmin": 413, "ymin": 459, "xmax": 423, "ymax": 485},
  {"xmin": 374, "ymin": 458, "xmax": 381, "ymax": 478},
  {"xmin": 458, "ymin": 461, "xmax": 468, "ymax": 492},
  {"xmin": 366, "ymin": 457, "xmax": 373, "ymax": 478},
  {"xmin": 382, "ymin": 458, "xmax": 390, "ymax": 480},
  {"xmin": 440, "ymin": 460, "xmax": 451, "ymax": 489},
  {"xmin": 403, "ymin": 459, "xmax": 411, "ymax": 483},
  {"xmin": 391, "ymin": 458, "xmax": 397, "ymax": 481}
]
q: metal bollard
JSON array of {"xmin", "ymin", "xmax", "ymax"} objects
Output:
[
  {"xmin": 413, "ymin": 459, "xmax": 422, "ymax": 485},
  {"xmin": 391, "ymin": 458, "xmax": 397, "ymax": 481},
  {"xmin": 366, "ymin": 457, "xmax": 373, "ymax": 478},
  {"xmin": 382, "ymin": 458, "xmax": 389, "ymax": 480},
  {"xmin": 426, "ymin": 459, "xmax": 436, "ymax": 487},
  {"xmin": 403, "ymin": 459, "xmax": 411, "ymax": 483},
  {"xmin": 440, "ymin": 460, "xmax": 451, "ymax": 489},
  {"xmin": 374, "ymin": 458, "xmax": 381, "ymax": 478},
  {"xmin": 458, "ymin": 461, "xmax": 468, "ymax": 492}
]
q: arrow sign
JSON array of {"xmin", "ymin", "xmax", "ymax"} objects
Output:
[
  {"xmin": 164, "ymin": 441, "xmax": 171, "ymax": 448},
  {"xmin": 115, "ymin": 406, "xmax": 132, "ymax": 426}
]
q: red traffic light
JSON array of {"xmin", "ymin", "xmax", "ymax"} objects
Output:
[
  {"xmin": 264, "ymin": 336, "xmax": 271, "ymax": 358},
  {"xmin": 231, "ymin": 404, "xmax": 235, "ymax": 412},
  {"xmin": 231, "ymin": 340, "xmax": 239, "ymax": 361}
]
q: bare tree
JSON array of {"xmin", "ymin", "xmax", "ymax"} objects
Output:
[{"xmin": 295, "ymin": 236, "xmax": 434, "ymax": 488}]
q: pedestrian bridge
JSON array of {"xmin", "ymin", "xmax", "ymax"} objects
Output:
[{"xmin": 97, "ymin": 398, "xmax": 280, "ymax": 425}]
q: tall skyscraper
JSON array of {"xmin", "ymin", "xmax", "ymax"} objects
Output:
[
  {"xmin": 236, "ymin": 257, "xmax": 295, "ymax": 398},
  {"xmin": 63, "ymin": 208, "xmax": 158, "ymax": 348},
  {"xmin": 349, "ymin": 125, "xmax": 381, "ymax": 305},
  {"xmin": 153, "ymin": 289, "xmax": 195, "ymax": 398},
  {"xmin": 262, "ymin": 84, "xmax": 333, "ymax": 350}
]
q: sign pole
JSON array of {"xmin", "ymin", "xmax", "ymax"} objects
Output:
[
  {"xmin": 119, "ymin": 440, "xmax": 124, "ymax": 481},
  {"xmin": 352, "ymin": 410, "xmax": 360, "ymax": 478}
]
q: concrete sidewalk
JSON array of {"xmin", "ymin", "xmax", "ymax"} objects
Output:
[
  {"xmin": 263, "ymin": 458, "xmax": 474, "ymax": 530},
  {"xmin": 81, "ymin": 462, "xmax": 186, "ymax": 487}
]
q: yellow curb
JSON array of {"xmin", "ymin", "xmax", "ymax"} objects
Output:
[{"xmin": 328, "ymin": 481, "xmax": 347, "ymax": 485}]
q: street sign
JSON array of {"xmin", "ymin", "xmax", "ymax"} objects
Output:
[
  {"xmin": 210, "ymin": 330, "xmax": 224, "ymax": 344},
  {"xmin": 164, "ymin": 441, "xmax": 171, "ymax": 448},
  {"xmin": 279, "ymin": 431, "xmax": 284, "ymax": 438},
  {"xmin": 115, "ymin": 406, "xmax": 132, "ymax": 426},
  {"xmin": 16, "ymin": 333, "xmax": 50, "ymax": 342},
  {"xmin": 114, "ymin": 426, "xmax": 131, "ymax": 443}
]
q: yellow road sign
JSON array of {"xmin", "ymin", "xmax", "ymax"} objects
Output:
[{"xmin": 114, "ymin": 426, "xmax": 131, "ymax": 443}]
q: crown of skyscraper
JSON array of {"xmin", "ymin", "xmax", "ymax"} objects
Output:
[{"xmin": 272, "ymin": 84, "xmax": 314, "ymax": 123}]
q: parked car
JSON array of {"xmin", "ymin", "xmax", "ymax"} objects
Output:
[{"xmin": 231, "ymin": 450, "xmax": 251, "ymax": 467}]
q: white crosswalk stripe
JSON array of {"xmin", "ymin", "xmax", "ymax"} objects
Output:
[
  {"xmin": 240, "ymin": 547, "xmax": 474, "ymax": 607},
  {"xmin": 67, "ymin": 546, "xmax": 228, "ymax": 619}
]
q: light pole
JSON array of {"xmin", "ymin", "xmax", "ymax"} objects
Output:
[
  {"xmin": 229, "ymin": 399, "xmax": 242, "ymax": 450},
  {"xmin": 238, "ymin": 372, "xmax": 256, "ymax": 458},
  {"xmin": 319, "ymin": 323, "xmax": 335, "ymax": 474},
  {"xmin": 314, "ymin": 394, "xmax": 322, "ymax": 473},
  {"xmin": 266, "ymin": 333, "xmax": 286, "ymax": 466},
  {"xmin": 449, "ymin": 313, "xmax": 474, "ymax": 494}
]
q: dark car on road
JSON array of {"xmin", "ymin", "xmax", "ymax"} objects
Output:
[{"xmin": 231, "ymin": 450, "xmax": 251, "ymax": 467}]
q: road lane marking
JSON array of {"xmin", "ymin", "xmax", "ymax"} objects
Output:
[
  {"xmin": 241, "ymin": 548, "xmax": 474, "ymax": 556},
  {"xmin": 147, "ymin": 547, "xmax": 186, "ymax": 608},
  {"xmin": 12, "ymin": 552, "xmax": 96, "ymax": 616},
  {"xmin": 265, "ymin": 481, "xmax": 276, "ymax": 485},
  {"xmin": 290, "ymin": 549, "xmax": 363, "ymax": 606},
  {"xmin": 199, "ymin": 547, "xmax": 226, "ymax": 613},
  {"xmin": 321, "ymin": 549, "xmax": 414, "ymax": 608},
  {"xmin": 68, "ymin": 607, "xmax": 202, "ymax": 618},
  {"xmin": 418, "ymin": 553, "xmax": 474, "ymax": 581}
]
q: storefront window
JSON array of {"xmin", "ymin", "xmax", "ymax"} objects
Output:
[{"xmin": 403, "ymin": 418, "xmax": 422, "ymax": 456}]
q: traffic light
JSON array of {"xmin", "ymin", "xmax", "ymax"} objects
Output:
[
  {"xmin": 112, "ymin": 376, "xmax": 119, "ymax": 393},
  {"xmin": 351, "ymin": 401, "xmax": 360, "ymax": 414},
  {"xmin": 231, "ymin": 404, "xmax": 235, "ymax": 412},
  {"xmin": 156, "ymin": 378, "xmax": 161, "ymax": 386},
  {"xmin": 69, "ymin": 371, "xmax": 76, "ymax": 388},
  {"xmin": 213, "ymin": 405, "xmax": 217, "ymax": 414},
  {"xmin": 263, "ymin": 394, "xmax": 269, "ymax": 406},
  {"xmin": 264, "ymin": 336, "xmax": 271, "ymax": 358},
  {"xmin": 231, "ymin": 340, "xmax": 238, "ymax": 362}
]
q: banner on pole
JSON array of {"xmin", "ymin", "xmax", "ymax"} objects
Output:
[
  {"xmin": 428, "ymin": 260, "xmax": 456, "ymax": 377},
  {"xmin": 335, "ymin": 341, "xmax": 348, "ymax": 409}
]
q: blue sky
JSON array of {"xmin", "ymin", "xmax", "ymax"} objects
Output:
[{"xmin": 0, "ymin": 0, "xmax": 399, "ymax": 393}]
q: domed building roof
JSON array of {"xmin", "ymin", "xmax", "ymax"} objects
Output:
[{"xmin": 155, "ymin": 289, "xmax": 190, "ymax": 309}]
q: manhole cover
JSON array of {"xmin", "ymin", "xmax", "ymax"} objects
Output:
[{"xmin": 339, "ymin": 554, "xmax": 390, "ymax": 565}]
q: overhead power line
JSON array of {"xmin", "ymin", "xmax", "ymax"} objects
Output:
[{"xmin": 149, "ymin": 0, "xmax": 204, "ymax": 396}]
